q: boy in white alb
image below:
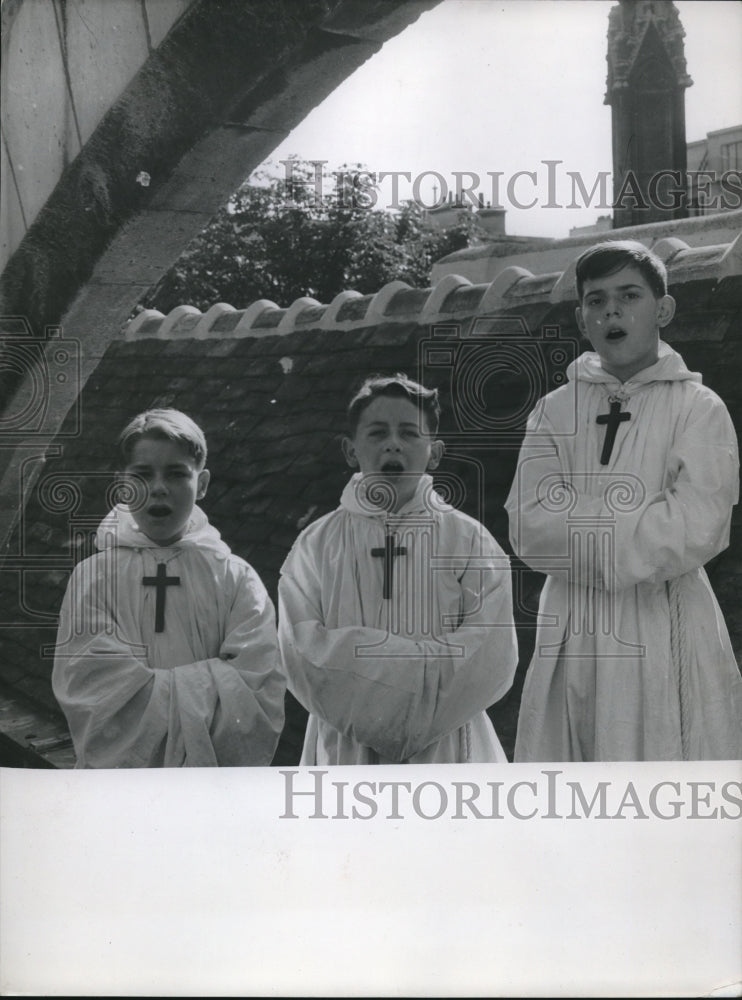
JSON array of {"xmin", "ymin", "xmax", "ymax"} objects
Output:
[
  {"xmin": 278, "ymin": 374, "xmax": 518, "ymax": 765},
  {"xmin": 506, "ymin": 240, "xmax": 742, "ymax": 761},
  {"xmin": 53, "ymin": 409, "xmax": 285, "ymax": 767}
]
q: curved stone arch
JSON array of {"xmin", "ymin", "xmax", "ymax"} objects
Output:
[{"xmin": 0, "ymin": 0, "xmax": 440, "ymax": 549}]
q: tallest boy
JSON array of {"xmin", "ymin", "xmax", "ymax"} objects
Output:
[{"xmin": 507, "ymin": 240, "xmax": 742, "ymax": 762}]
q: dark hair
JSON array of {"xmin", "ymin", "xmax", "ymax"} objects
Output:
[
  {"xmin": 118, "ymin": 409, "xmax": 207, "ymax": 468},
  {"xmin": 575, "ymin": 240, "xmax": 668, "ymax": 301},
  {"xmin": 347, "ymin": 373, "xmax": 441, "ymax": 434}
]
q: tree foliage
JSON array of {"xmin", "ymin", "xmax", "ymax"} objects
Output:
[{"xmin": 142, "ymin": 160, "xmax": 480, "ymax": 313}]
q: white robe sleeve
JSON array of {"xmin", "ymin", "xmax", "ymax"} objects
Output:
[
  {"xmin": 610, "ymin": 391, "xmax": 739, "ymax": 588},
  {"xmin": 52, "ymin": 559, "xmax": 285, "ymax": 768},
  {"xmin": 506, "ymin": 391, "xmax": 739, "ymax": 591},
  {"xmin": 278, "ymin": 529, "xmax": 517, "ymax": 763}
]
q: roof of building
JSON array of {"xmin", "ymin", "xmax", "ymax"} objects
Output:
[
  {"xmin": 433, "ymin": 210, "xmax": 742, "ymax": 284},
  {"xmin": 126, "ymin": 229, "xmax": 742, "ymax": 342}
]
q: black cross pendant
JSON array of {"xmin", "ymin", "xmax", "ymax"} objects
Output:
[
  {"xmin": 371, "ymin": 533, "xmax": 407, "ymax": 599},
  {"xmin": 596, "ymin": 399, "xmax": 631, "ymax": 465},
  {"xmin": 142, "ymin": 562, "xmax": 181, "ymax": 632}
]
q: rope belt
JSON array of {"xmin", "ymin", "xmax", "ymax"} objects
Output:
[
  {"xmin": 668, "ymin": 577, "xmax": 691, "ymax": 760},
  {"xmin": 461, "ymin": 720, "xmax": 472, "ymax": 762}
]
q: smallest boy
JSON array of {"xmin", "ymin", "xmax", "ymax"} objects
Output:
[
  {"xmin": 278, "ymin": 373, "xmax": 518, "ymax": 765},
  {"xmin": 53, "ymin": 408, "xmax": 285, "ymax": 768},
  {"xmin": 506, "ymin": 240, "xmax": 742, "ymax": 761}
]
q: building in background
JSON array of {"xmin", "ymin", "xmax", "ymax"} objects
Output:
[
  {"xmin": 568, "ymin": 215, "xmax": 613, "ymax": 238},
  {"xmin": 687, "ymin": 124, "xmax": 742, "ymax": 217},
  {"xmin": 605, "ymin": 0, "xmax": 693, "ymax": 230}
]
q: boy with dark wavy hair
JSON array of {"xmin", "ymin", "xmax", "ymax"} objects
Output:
[{"xmin": 507, "ymin": 240, "xmax": 741, "ymax": 761}]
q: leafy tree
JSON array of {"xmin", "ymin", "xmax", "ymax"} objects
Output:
[{"xmin": 142, "ymin": 160, "xmax": 481, "ymax": 313}]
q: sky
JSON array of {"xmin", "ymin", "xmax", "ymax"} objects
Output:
[{"xmin": 258, "ymin": 0, "xmax": 742, "ymax": 238}]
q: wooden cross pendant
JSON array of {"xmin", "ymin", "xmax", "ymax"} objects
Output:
[
  {"xmin": 596, "ymin": 399, "xmax": 631, "ymax": 465},
  {"xmin": 142, "ymin": 562, "xmax": 181, "ymax": 632},
  {"xmin": 371, "ymin": 533, "xmax": 407, "ymax": 599}
]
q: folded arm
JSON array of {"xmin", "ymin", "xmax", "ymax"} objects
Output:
[
  {"xmin": 278, "ymin": 532, "xmax": 517, "ymax": 762},
  {"xmin": 506, "ymin": 396, "xmax": 739, "ymax": 590},
  {"xmin": 52, "ymin": 561, "xmax": 284, "ymax": 767}
]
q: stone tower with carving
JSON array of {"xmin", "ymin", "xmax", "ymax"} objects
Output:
[{"xmin": 605, "ymin": 0, "xmax": 693, "ymax": 229}]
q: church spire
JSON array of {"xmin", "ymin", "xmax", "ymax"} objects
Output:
[{"xmin": 605, "ymin": 0, "xmax": 693, "ymax": 229}]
